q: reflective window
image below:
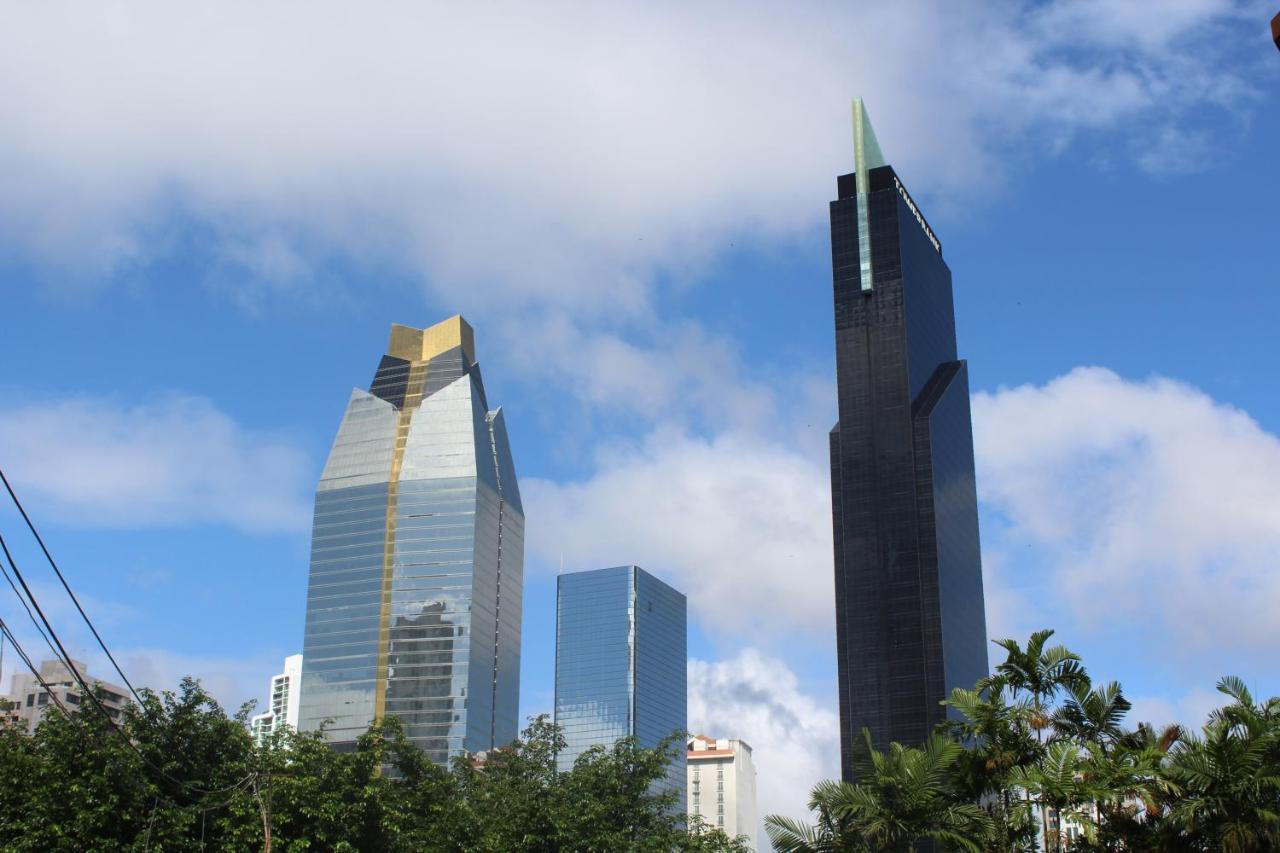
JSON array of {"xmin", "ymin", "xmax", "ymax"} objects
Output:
[
  {"xmin": 299, "ymin": 334, "xmax": 524, "ymax": 768},
  {"xmin": 555, "ymin": 566, "xmax": 686, "ymax": 800}
]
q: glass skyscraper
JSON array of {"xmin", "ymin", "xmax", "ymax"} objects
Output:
[
  {"xmin": 297, "ymin": 316, "xmax": 524, "ymax": 765},
  {"xmin": 828, "ymin": 100, "xmax": 989, "ymax": 775},
  {"xmin": 555, "ymin": 565, "xmax": 686, "ymax": 798}
]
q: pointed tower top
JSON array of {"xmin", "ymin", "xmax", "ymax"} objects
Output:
[
  {"xmin": 852, "ymin": 98, "xmax": 885, "ymax": 195},
  {"xmin": 850, "ymin": 99, "xmax": 885, "ymax": 293}
]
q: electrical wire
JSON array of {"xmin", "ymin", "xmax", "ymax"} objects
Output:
[
  {"xmin": 0, "ymin": 555, "xmax": 63, "ymax": 680},
  {"xmin": 0, "ymin": 467, "xmax": 259, "ymax": 798},
  {"xmin": 0, "ymin": 528, "xmax": 121, "ymax": 721},
  {"xmin": 0, "ymin": 616, "xmax": 84, "ymax": 732},
  {"xmin": 0, "ymin": 466, "xmax": 144, "ymax": 707},
  {"xmin": 2, "ymin": 611, "xmax": 257, "ymax": 835},
  {"xmin": 0, "ymin": 527, "xmax": 252, "ymax": 799}
]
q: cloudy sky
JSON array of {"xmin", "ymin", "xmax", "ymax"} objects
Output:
[{"xmin": 1, "ymin": 0, "xmax": 1278, "ymax": 833}]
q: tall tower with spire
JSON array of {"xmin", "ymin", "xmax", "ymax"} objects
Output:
[
  {"xmin": 297, "ymin": 316, "xmax": 524, "ymax": 765},
  {"xmin": 828, "ymin": 101, "xmax": 988, "ymax": 775}
]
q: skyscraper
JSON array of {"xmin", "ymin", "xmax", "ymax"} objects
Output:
[
  {"xmin": 828, "ymin": 100, "xmax": 988, "ymax": 774},
  {"xmin": 554, "ymin": 565, "xmax": 686, "ymax": 799},
  {"xmin": 297, "ymin": 316, "xmax": 524, "ymax": 765}
]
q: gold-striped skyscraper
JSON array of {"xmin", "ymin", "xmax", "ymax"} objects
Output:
[{"xmin": 297, "ymin": 316, "xmax": 524, "ymax": 763}]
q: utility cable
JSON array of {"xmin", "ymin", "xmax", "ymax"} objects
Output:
[
  {"xmin": 3, "ymin": 618, "xmax": 256, "ymax": 852},
  {"xmin": 0, "ymin": 466, "xmax": 144, "ymax": 707},
  {"xmin": 0, "ymin": 555, "xmax": 62, "ymax": 678},
  {"xmin": 0, "ymin": 528, "xmax": 251, "ymax": 799},
  {"xmin": 0, "ymin": 528, "xmax": 114, "ymax": 719},
  {"xmin": 0, "ymin": 616, "xmax": 84, "ymax": 732}
]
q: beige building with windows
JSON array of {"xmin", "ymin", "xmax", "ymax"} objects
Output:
[
  {"xmin": 687, "ymin": 734, "xmax": 758, "ymax": 850},
  {"xmin": 1, "ymin": 658, "xmax": 129, "ymax": 730}
]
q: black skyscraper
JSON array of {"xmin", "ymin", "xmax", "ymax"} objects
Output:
[{"xmin": 829, "ymin": 100, "xmax": 988, "ymax": 778}]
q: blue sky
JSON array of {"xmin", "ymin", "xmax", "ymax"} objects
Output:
[{"xmin": 1, "ymin": 0, "xmax": 1278, "ymax": 826}]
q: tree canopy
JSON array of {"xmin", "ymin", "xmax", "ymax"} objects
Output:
[
  {"xmin": 0, "ymin": 686, "xmax": 747, "ymax": 852},
  {"xmin": 767, "ymin": 629, "xmax": 1280, "ymax": 852}
]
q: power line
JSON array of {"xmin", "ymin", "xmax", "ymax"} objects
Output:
[
  {"xmin": 0, "ymin": 467, "xmax": 257, "ymax": 799},
  {"xmin": 0, "ymin": 528, "xmax": 119, "ymax": 720},
  {"xmin": 0, "ymin": 527, "xmax": 250, "ymax": 799},
  {"xmin": 0, "ymin": 614, "xmax": 254, "ymax": 822},
  {"xmin": 0, "ymin": 466, "xmax": 144, "ymax": 707},
  {"xmin": 0, "ymin": 616, "xmax": 83, "ymax": 732},
  {"xmin": 0, "ymin": 553, "xmax": 62, "ymax": 678},
  {"xmin": 0, "ymin": 620, "xmax": 184, "ymax": 841}
]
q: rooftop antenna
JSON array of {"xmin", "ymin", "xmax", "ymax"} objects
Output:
[{"xmin": 852, "ymin": 98, "xmax": 886, "ymax": 292}]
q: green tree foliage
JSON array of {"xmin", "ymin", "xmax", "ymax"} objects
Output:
[
  {"xmin": 1160, "ymin": 677, "xmax": 1280, "ymax": 851},
  {"xmin": 451, "ymin": 717, "xmax": 747, "ymax": 851},
  {"xmin": 0, "ymin": 691, "xmax": 747, "ymax": 851},
  {"xmin": 766, "ymin": 731, "xmax": 992, "ymax": 852},
  {"xmin": 993, "ymin": 630, "xmax": 1089, "ymax": 742},
  {"xmin": 767, "ymin": 631, "xmax": 1280, "ymax": 852},
  {"xmin": 0, "ymin": 678, "xmax": 257, "ymax": 851}
]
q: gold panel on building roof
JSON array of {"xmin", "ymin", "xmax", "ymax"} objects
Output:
[
  {"xmin": 385, "ymin": 316, "xmax": 475, "ymax": 364},
  {"xmin": 421, "ymin": 315, "xmax": 474, "ymax": 364},
  {"xmin": 387, "ymin": 323, "xmax": 424, "ymax": 361}
]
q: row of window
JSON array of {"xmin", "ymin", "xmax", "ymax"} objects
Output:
[
  {"xmin": 27, "ymin": 691, "xmax": 80, "ymax": 707},
  {"xmin": 19, "ymin": 691, "xmax": 126, "ymax": 719}
]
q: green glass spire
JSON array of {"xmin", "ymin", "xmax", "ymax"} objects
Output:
[{"xmin": 852, "ymin": 98, "xmax": 884, "ymax": 292}]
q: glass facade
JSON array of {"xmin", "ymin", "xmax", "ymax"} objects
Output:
[
  {"xmin": 829, "ymin": 106, "xmax": 988, "ymax": 777},
  {"xmin": 555, "ymin": 566, "xmax": 686, "ymax": 798},
  {"xmin": 298, "ymin": 317, "xmax": 524, "ymax": 766}
]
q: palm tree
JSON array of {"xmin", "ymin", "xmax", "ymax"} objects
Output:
[
  {"xmin": 943, "ymin": 682, "xmax": 1039, "ymax": 850},
  {"xmin": 1162, "ymin": 676, "xmax": 1280, "ymax": 851},
  {"xmin": 947, "ymin": 682, "xmax": 1038, "ymax": 779},
  {"xmin": 993, "ymin": 629, "xmax": 1089, "ymax": 740},
  {"xmin": 765, "ymin": 730, "xmax": 992, "ymax": 852},
  {"xmin": 1084, "ymin": 722, "xmax": 1187, "ymax": 850},
  {"xmin": 764, "ymin": 809, "xmax": 864, "ymax": 853},
  {"xmin": 1210, "ymin": 675, "xmax": 1280, "ymax": 743},
  {"xmin": 991, "ymin": 629, "xmax": 1089, "ymax": 846},
  {"xmin": 1052, "ymin": 680, "xmax": 1131, "ymax": 753},
  {"xmin": 1010, "ymin": 742, "xmax": 1096, "ymax": 853}
]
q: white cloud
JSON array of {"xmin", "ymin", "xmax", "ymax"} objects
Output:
[
  {"xmin": 0, "ymin": 606, "xmax": 280, "ymax": 717},
  {"xmin": 0, "ymin": 1, "xmax": 1254, "ymax": 307},
  {"xmin": 689, "ymin": 649, "xmax": 839, "ymax": 832},
  {"xmin": 497, "ymin": 311, "xmax": 824, "ymax": 436},
  {"xmin": 0, "ymin": 641, "xmax": 281, "ymax": 719},
  {"xmin": 524, "ymin": 426, "xmax": 833, "ymax": 639},
  {"xmin": 973, "ymin": 367, "xmax": 1280, "ymax": 664},
  {"xmin": 1031, "ymin": 0, "xmax": 1244, "ymax": 51},
  {"xmin": 0, "ymin": 394, "xmax": 312, "ymax": 533},
  {"xmin": 1128, "ymin": 686, "xmax": 1224, "ymax": 733},
  {"xmin": 119, "ymin": 646, "xmax": 283, "ymax": 715},
  {"xmin": 1134, "ymin": 126, "xmax": 1214, "ymax": 175}
]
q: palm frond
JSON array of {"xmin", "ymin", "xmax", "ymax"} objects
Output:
[{"xmin": 765, "ymin": 814, "xmax": 837, "ymax": 853}]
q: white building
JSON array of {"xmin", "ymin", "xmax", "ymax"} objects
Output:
[
  {"xmin": 250, "ymin": 654, "xmax": 302, "ymax": 746},
  {"xmin": 1046, "ymin": 803, "xmax": 1093, "ymax": 849},
  {"xmin": 1, "ymin": 658, "xmax": 130, "ymax": 730},
  {"xmin": 688, "ymin": 734, "xmax": 758, "ymax": 850}
]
